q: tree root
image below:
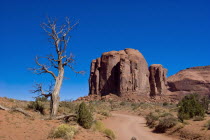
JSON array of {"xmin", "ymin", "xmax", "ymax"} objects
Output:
[
  {"xmin": 0, "ymin": 104, "xmax": 32, "ymax": 117},
  {"xmin": 44, "ymin": 114, "xmax": 77, "ymax": 122},
  {"xmin": 54, "ymin": 114, "xmax": 77, "ymax": 120}
]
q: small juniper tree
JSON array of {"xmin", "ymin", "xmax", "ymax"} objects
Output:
[
  {"xmin": 30, "ymin": 17, "xmax": 83, "ymax": 116},
  {"xmin": 178, "ymin": 94, "xmax": 205, "ymax": 121},
  {"xmin": 77, "ymin": 102, "xmax": 93, "ymax": 129}
]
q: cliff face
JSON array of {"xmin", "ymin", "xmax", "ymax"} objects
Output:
[
  {"xmin": 149, "ymin": 64, "xmax": 167, "ymax": 96},
  {"xmin": 167, "ymin": 66, "xmax": 210, "ymax": 95},
  {"xmin": 89, "ymin": 48, "xmax": 167, "ymax": 97}
]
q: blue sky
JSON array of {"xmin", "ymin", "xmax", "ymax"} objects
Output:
[{"xmin": 0, "ymin": 0, "xmax": 209, "ymax": 101}]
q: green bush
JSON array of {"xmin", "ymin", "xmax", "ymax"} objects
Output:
[
  {"xmin": 77, "ymin": 102, "xmax": 93, "ymax": 129},
  {"xmin": 145, "ymin": 112, "xmax": 159, "ymax": 128},
  {"xmin": 178, "ymin": 94, "xmax": 205, "ymax": 122},
  {"xmin": 104, "ymin": 128, "xmax": 116, "ymax": 140},
  {"xmin": 49, "ymin": 124, "xmax": 77, "ymax": 140},
  {"xmin": 155, "ymin": 115, "xmax": 177, "ymax": 133},
  {"xmin": 200, "ymin": 96, "xmax": 210, "ymax": 112}
]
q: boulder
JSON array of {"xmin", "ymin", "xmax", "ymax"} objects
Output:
[{"xmin": 149, "ymin": 64, "xmax": 167, "ymax": 96}]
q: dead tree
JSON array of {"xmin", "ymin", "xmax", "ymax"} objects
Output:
[
  {"xmin": 0, "ymin": 104, "xmax": 32, "ymax": 117},
  {"xmin": 30, "ymin": 17, "xmax": 83, "ymax": 117}
]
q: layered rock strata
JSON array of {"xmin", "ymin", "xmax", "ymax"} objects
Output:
[{"xmin": 167, "ymin": 66, "xmax": 210, "ymax": 95}]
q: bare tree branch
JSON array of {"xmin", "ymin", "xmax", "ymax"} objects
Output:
[
  {"xmin": 31, "ymin": 56, "xmax": 57, "ymax": 80},
  {"xmin": 31, "ymin": 83, "xmax": 52, "ymax": 98}
]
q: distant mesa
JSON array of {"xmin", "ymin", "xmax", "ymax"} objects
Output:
[
  {"xmin": 89, "ymin": 48, "xmax": 167, "ymax": 97},
  {"xmin": 167, "ymin": 65, "xmax": 210, "ymax": 98}
]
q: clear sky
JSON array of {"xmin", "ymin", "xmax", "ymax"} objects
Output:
[{"xmin": 0, "ymin": 0, "xmax": 209, "ymax": 101}]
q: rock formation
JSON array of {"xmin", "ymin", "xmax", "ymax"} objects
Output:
[
  {"xmin": 149, "ymin": 64, "xmax": 167, "ymax": 96},
  {"xmin": 167, "ymin": 66, "xmax": 210, "ymax": 95},
  {"xmin": 89, "ymin": 48, "xmax": 169, "ymax": 97},
  {"xmin": 88, "ymin": 49, "xmax": 210, "ymax": 101}
]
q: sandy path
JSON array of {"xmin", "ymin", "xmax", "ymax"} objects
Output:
[{"xmin": 103, "ymin": 113, "xmax": 177, "ymax": 140}]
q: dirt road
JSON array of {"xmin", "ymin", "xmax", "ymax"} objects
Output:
[{"xmin": 103, "ymin": 113, "xmax": 177, "ymax": 140}]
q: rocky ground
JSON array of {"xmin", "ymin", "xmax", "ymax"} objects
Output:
[{"xmin": 2, "ymin": 97, "xmax": 210, "ymax": 140}]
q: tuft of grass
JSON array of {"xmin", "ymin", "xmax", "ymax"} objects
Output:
[
  {"xmin": 92, "ymin": 121, "xmax": 116, "ymax": 139},
  {"xmin": 49, "ymin": 124, "xmax": 78, "ymax": 140},
  {"xmin": 204, "ymin": 120, "xmax": 210, "ymax": 130},
  {"xmin": 92, "ymin": 120, "xmax": 105, "ymax": 132},
  {"xmin": 104, "ymin": 128, "xmax": 116, "ymax": 140},
  {"xmin": 99, "ymin": 111, "xmax": 111, "ymax": 117},
  {"xmin": 131, "ymin": 103, "xmax": 140, "ymax": 110}
]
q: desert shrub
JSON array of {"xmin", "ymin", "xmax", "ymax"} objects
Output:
[
  {"xmin": 27, "ymin": 100, "xmax": 45, "ymax": 114},
  {"xmin": 90, "ymin": 101, "xmax": 112, "ymax": 114},
  {"xmin": 131, "ymin": 137, "xmax": 137, "ymax": 140},
  {"xmin": 99, "ymin": 110, "xmax": 111, "ymax": 117},
  {"xmin": 104, "ymin": 128, "xmax": 116, "ymax": 140},
  {"xmin": 92, "ymin": 120, "xmax": 105, "ymax": 132},
  {"xmin": 59, "ymin": 100, "xmax": 79, "ymax": 114},
  {"xmin": 49, "ymin": 124, "xmax": 77, "ymax": 140},
  {"xmin": 155, "ymin": 115, "xmax": 177, "ymax": 133},
  {"xmin": 92, "ymin": 121, "xmax": 115, "ymax": 139},
  {"xmin": 140, "ymin": 103, "xmax": 152, "ymax": 110},
  {"xmin": 145, "ymin": 112, "xmax": 159, "ymax": 128},
  {"xmin": 163, "ymin": 102, "xmax": 168, "ymax": 106},
  {"xmin": 36, "ymin": 96, "xmax": 48, "ymax": 102},
  {"xmin": 178, "ymin": 94, "xmax": 205, "ymax": 122},
  {"xmin": 204, "ymin": 120, "xmax": 210, "ymax": 130},
  {"xmin": 77, "ymin": 102, "xmax": 93, "ymax": 129},
  {"xmin": 160, "ymin": 112, "xmax": 173, "ymax": 117},
  {"xmin": 200, "ymin": 96, "xmax": 210, "ymax": 112},
  {"xmin": 120, "ymin": 101, "xmax": 126, "ymax": 106},
  {"xmin": 193, "ymin": 116, "xmax": 204, "ymax": 121}
]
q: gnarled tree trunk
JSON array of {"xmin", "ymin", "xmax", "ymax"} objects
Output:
[{"xmin": 51, "ymin": 68, "xmax": 64, "ymax": 116}]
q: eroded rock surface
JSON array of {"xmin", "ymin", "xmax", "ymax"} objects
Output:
[
  {"xmin": 149, "ymin": 64, "xmax": 167, "ymax": 96},
  {"xmin": 167, "ymin": 66, "xmax": 210, "ymax": 95},
  {"xmin": 89, "ymin": 48, "xmax": 150, "ymax": 96}
]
